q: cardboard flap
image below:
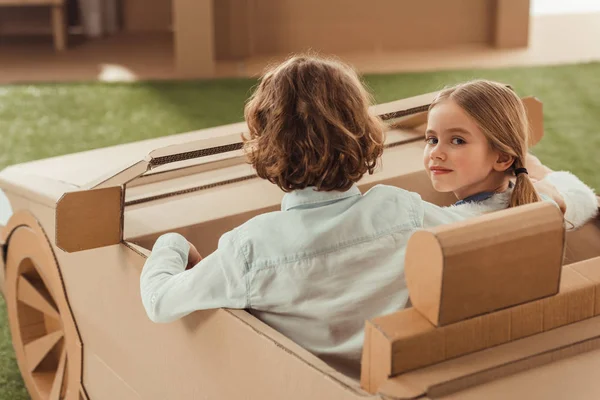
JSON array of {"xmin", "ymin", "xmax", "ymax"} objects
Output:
[
  {"xmin": 405, "ymin": 202, "xmax": 565, "ymax": 327},
  {"xmin": 55, "ymin": 186, "xmax": 123, "ymax": 253}
]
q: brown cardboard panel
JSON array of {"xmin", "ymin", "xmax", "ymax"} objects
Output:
[
  {"xmin": 48, "ymin": 234, "xmax": 374, "ymax": 400},
  {"xmin": 564, "ymin": 218, "xmax": 600, "ymax": 265},
  {"xmin": 510, "ymin": 300, "xmax": 543, "ymax": 340},
  {"xmin": 147, "ymin": 131, "xmax": 244, "ymax": 160},
  {"xmin": 0, "ymin": 166, "xmax": 76, "ymax": 208},
  {"xmin": 361, "ymin": 321, "xmax": 394, "ymax": 394},
  {"xmin": 173, "ymin": 0, "xmax": 215, "ymax": 78},
  {"xmin": 405, "ymin": 202, "xmax": 564, "ymax": 327},
  {"xmin": 569, "ymin": 256, "xmax": 600, "ymax": 315},
  {"xmin": 493, "ymin": 0, "xmax": 531, "ymax": 49},
  {"xmin": 443, "ymin": 309, "xmax": 511, "ymax": 359},
  {"xmin": 55, "ymin": 187, "xmax": 123, "ymax": 252},
  {"xmin": 215, "ymin": 0, "xmax": 254, "ymax": 60},
  {"xmin": 522, "ymin": 96, "xmax": 544, "ymax": 146},
  {"xmin": 126, "ymin": 151, "xmax": 248, "ymax": 189},
  {"xmin": 435, "ymin": 347, "xmax": 600, "ymax": 400},
  {"xmin": 370, "ymin": 92, "xmax": 439, "ymax": 119},
  {"xmin": 250, "ymin": 0, "xmax": 494, "ymax": 55},
  {"xmin": 379, "ymin": 316, "xmax": 600, "ymax": 399},
  {"xmin": 428, "ymin": 338, "xmax": 600, "ymax": 399},
  {"xmin": 363, "ymin": 263, "xmax": 599, "ymax": 394},
  {"xmin": 388, "ymin": 112, "xmax": 428, "ymax": 130},
  {"xmin": 403, "ymin": 232, "xmax": 443, "ymax": 325},
  {"xmin": 89, "ymin": 160, "xmax": 148, "ymax": 190},
  {"xmin": 196, "ymin": 0, "xmax": 530, "ymax": 62},
  {"xmin": 380, "ymin": 310, "xmax": 445, "ymax": 378},
  {"xmin": 124, "ymin": 0, "xmax": 172, "ymax": 32},
  {"xmin": 84, "ymin": 352, "xmax": 142, "ymax": 399},
  {"xmin": 564, "ymin": 268, "xmax": 595, "ymax": 323},
  {"xmin": 361, "ymin": 308, "xmax": 440, "ymax": 394},
  {"xmin": 542, "ymin": 266, "xmax": 595, "ymax": 330}
]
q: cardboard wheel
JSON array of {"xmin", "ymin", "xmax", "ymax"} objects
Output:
[{"xmin": 4, "ymin": 212, "xmax": 83, "ymax": 400}]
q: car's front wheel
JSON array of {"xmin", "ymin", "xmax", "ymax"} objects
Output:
[{"xmin": 4, "ymin": 211, "xmax": 85, "ymax": 400}]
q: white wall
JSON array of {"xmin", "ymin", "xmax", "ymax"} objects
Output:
[{"xmin": 532, "ymin": 0, "xmax": 600, "ymax": 15}]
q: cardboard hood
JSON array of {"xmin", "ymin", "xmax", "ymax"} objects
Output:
[{"xmin": 1, "ymin": 87, "xmax": 599, "ymax": 400}]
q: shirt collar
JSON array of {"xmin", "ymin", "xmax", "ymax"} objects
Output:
[
  {"xmin": 454, "ymin": 191, "xmax": 495, "ymax": 206},
  {"xmin": 454, "ymin": 181, "xmax": 514, "ymax": 206},
  {"xmin": 281, "ymin": 184, "xmax": 361, "ymax": 211}
]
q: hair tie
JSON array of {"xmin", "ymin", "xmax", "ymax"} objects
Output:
[{"xmin": 514, "ymin": 167, "xmax": 528, "ymax": 176}]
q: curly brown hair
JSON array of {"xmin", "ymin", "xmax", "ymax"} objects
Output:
[{"xmin": 243, "ymin": 54, "xmax": 385, "ymax": 192}]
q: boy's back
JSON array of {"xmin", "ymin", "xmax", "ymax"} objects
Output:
[{"xmin": 241, "ymin": 184, "xmax": 419, "ymax": 377}]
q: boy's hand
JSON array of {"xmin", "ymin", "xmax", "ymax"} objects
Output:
[
  {"xmin": 525, "ymin": 153, "xmax": 553, "ymax": 181},
  {"xmin": 186, "ymin": 242, "xmax": 202, "ymax": 270}
]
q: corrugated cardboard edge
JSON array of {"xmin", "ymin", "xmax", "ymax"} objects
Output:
[
  {"xmin": 361, "ymin": 320, "xmax": 393, "ymax": 394},
  {"xmin": 404, "ymin": 231, "xmax": 444, "ymax": 326},
  {"xmin": 379, "ymin": 314, "xmax": 600, "ymax": 399}
]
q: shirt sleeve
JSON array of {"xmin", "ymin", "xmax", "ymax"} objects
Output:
[
  {"xmin": 541, "ymin": 171, "xmax": 598, "ymax": 229},
  {"xmin": 140, "ymin": 231, "xmax": 249, "ymax": 323}
]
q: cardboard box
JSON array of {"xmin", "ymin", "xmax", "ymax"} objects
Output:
[{"xmin": 0, "ymin": 89, "xmax": 598, "ymax": 400}]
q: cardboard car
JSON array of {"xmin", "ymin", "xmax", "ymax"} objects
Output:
[{"xmin": 1, "ymin": 91, "xmax": 599, "ymax": 400}]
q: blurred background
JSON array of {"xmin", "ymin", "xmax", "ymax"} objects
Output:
[
  {"xmin": 1, "ymin": 0, "xmax": 600, "ymax": 81},
  {"xmin": 0, "ymin": 0, "xmax": 599, "ymax": 399}
]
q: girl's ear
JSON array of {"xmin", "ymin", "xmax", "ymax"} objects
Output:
[{"xmin": 493, "ymin": 152, "xmax": 514, "ymax": 172}]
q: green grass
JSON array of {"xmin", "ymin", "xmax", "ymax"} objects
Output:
[{"xmin": 1, "ymin": 62, "xmax": 599, "ymax": 399}]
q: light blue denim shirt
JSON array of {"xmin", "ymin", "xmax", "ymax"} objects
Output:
[{"xmin": 140, "ymin": 173, "xmax": 597, "ymax": 378}]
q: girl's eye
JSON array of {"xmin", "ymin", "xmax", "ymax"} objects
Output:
[
  {"xmin": 451, "ymin": 137, "xmax": 466, "ymax": 145},
  {"xmin": 425, "ymin": 137, "xmax": 438, "ymax": 145}
]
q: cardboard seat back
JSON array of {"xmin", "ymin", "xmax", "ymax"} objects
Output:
[{"xmin": 405, "ymin": 201, "xmax": 565, "ymax": 327}]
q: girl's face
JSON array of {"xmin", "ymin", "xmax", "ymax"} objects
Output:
[{"xmin": 423, "ymin": 99, "xmax": 511, "ymax": 200}]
